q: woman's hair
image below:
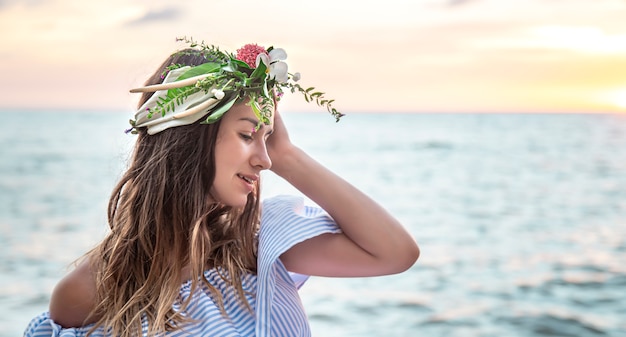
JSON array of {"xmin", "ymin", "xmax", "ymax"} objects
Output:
[{"xmin": 86, "ymin": 49, "xmax": 261, "ymax": 337}]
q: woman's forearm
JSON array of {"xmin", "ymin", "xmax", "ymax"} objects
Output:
[{"xmin": 273, "ymin": 145, "xmax": 420, "ymax": 275}]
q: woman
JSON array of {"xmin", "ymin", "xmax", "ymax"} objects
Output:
[{"xmin": 24, "ymin": 39, "xmax": 419, "ymax": 337}]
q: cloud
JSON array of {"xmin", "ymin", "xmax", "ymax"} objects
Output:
[{"xmin": 125, "ymin": 7, "xmax": 182, "ymax": 26}]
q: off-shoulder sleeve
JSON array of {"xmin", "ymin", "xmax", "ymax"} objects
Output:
[
  {"xmin": 24, "ymin": 311, "xmax": 97, "ymax": 337},
  {"xmin": 259, "ymin": 195, "xmax": 341, "ymax": 261},
  {"xmin": 255, "ymin": 195, "xmax": 341, "ymax": 336}
]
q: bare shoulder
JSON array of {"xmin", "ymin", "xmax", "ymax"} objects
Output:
[{"xmin": 49, "ymin": 257, "xmax": 99, "ymax": 328}]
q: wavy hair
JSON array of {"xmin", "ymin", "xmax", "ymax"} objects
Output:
[{"xmin": 85, "ymin": 50, "xmax": 260, "ymax": 337}]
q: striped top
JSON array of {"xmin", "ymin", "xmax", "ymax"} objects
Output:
[{"xmin": 23, "ymin": 195, "xmax": 341, "ymax": 337}]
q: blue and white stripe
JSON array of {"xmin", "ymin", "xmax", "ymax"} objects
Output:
[{"xmin": 23, "ymin": 195, "xmax": 341, "ymax": 337}]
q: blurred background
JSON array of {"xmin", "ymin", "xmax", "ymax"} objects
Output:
[
  {"xmin": 1, "ymin": 0, "xmax": 626, "ymax": 336},
  {"xmin": 2, "ymin": 0, "xmax": 626, "ymax": 114}
]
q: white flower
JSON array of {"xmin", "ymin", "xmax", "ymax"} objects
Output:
[
  {"xmin": 211, "ymin": 88, "xmax": 225, "ymax": 100},
  {"xmin": 291, "ymin": 72, "xmax": 301, "ymax": 82},
  {"xmin": 256, "ymin": 48, "xmax": 289, "ymax": 83}
]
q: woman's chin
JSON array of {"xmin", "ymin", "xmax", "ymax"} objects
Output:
[{"xmin": 220, "ymin": 195, "xmax": 250, "ymax": 209}]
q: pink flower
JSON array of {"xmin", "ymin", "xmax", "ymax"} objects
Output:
[{"xmin": 236, "ymin": 44, "xmax": 268, "ymax": 68}]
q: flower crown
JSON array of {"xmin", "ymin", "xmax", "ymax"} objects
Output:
[{"xmin": 127, "ymin": 37, "xmax": 344, "ymax": 135}]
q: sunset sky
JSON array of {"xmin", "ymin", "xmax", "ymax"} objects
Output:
[{"xmin": 1, "ymin": 0, "xmax": 626, "ymax": 114}]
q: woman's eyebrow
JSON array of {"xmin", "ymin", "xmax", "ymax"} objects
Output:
[
  {"xmin": 239, "ymin": 117, "xmax": 262, "ymax": 128},
  {"xmin": 239, "ymin": 117, "xmax": 273, "ymax": 135}
]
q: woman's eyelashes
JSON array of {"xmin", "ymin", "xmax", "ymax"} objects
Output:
[
  {"xmin": 239, "ymin": 133, "xmax": 254, "ymax": 141},
  {"xmin": 239, "ymin": 129, "xmax": 273, "ymax": 142}
]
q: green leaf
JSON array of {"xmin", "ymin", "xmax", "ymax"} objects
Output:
[
  {"xmin": 250, "ymin": 61, "xmax": 267, "ymax": 80},
  {"xmin": 229, "ymin": 59, "xmax": 251, "ymax": 69},
  {"xmin": 262, "ymin": 80, "xmax": 270, "ymax": 98},
  {"xmin": 176, "ymin": 62, "xmax": 221, "ymax": 81},
  {"xmin": 249, "ymin": 100, "xmax": 263, "ymax": 121},
  {"xmin": 230, "ymin": 70, "xmax": 248, "ymax": 81},
  {"xmin": 202, "ymin": 97, "xmax": 237, "ymax": 124}
]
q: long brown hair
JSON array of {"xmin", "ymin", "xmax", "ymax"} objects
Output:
[{"xmin": 86, "ymin": 49, "xmax": 260, "ymax": 336}]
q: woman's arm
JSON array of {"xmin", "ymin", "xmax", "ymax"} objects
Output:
[
  {"xmin": 49, "ymin": 258, "xmax": 99, "ymax": 327},
  {"xmin": 267, "ymin": 111, "xmax": 420, "ymax": 277}
]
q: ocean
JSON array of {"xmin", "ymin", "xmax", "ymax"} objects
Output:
[{"xmin": 1, "ymin": 110, "xmax": 625, "ymax": 337}]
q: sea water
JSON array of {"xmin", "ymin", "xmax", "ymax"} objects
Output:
[{"xmin": 1, "ymin": 110, "xmax": 625, "ymax": 336}]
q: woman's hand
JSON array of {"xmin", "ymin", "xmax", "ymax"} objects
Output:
[{"xmin": 266, "ymin": 109, "xmax": 296, "ymax": 176}]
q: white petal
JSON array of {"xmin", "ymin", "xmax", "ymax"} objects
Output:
[
  {"xmin": 256, "ymin": 53, "xmax": 270, "ymax": 68},
  {"xmin": 270, "ymin": 62, "xmax": 289, "ymax": 83},
  {"xmin": 211, "ymin": 89, "xmax": 225, "ymax": 100},
  {"xmin": 269, "ymin": 48, "xmax": 287, "ymax": 62},
  {"xmin": 292, "ymin": 72, "xmax": 301, "ymax": 82}
]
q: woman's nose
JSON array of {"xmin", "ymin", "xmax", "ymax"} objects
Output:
[{"xmin": 251, "ymin": 142, "xmax": 272, "ymax": 170}]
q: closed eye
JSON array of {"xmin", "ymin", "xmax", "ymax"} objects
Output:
[{"xmin": 239, "ymin": 133, "xmax": 253, "ymax": 141}]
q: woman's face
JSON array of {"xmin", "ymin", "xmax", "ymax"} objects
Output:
[{"xmin": 211, "ymin": 102, "xmax": 275, "ymax": 208}]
